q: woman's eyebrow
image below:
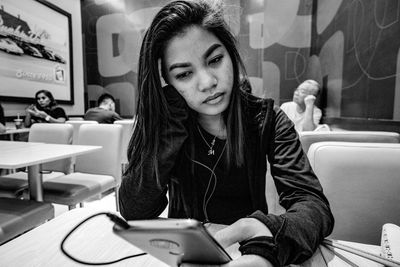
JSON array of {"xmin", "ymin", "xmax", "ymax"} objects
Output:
[
  {"xmin": 203, "ymin": 43, "xmax": 222, "ymax": 58},
  {"xmin": 168, "ymin": 43, "xmax": 222, "ymax": 72}
]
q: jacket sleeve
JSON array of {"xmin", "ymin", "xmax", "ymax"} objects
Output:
[
  {"xmin": 243, "ymin": 107, "xmax": 334, "ymax": 266},
  {"xmin": 119, "ymin": 86, "xmax": 188, "ymax": 220}
]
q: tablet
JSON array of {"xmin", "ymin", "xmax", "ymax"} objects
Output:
[{"xmin": 113, "ymin": 218, "xmax": 232, "ymax": 266}]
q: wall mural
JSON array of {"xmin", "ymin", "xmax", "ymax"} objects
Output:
[{"xmin": 81, "ymin": 0, "xmax": 400, "ymax": 123}]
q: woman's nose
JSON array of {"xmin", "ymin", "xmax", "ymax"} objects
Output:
[{"xmin": 198, "ymin": 69, "xmax": 217, "ymax": 92}]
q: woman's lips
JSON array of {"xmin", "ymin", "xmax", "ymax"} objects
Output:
[{"xmin": 203, "ymin": 92, "xmax": 224, "ymax": 104}]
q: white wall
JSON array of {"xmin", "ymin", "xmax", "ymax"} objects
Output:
[{"xmin": 2, "ymin": 0, "xmax": 84, "ymax": 117}]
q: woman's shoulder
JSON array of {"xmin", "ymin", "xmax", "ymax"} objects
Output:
[
  {"xmin": 240, "ymin": 87, "xmax": 275, "ymax": 116},
  {"xmin": 51, "ymin": 105, "xmax": 65, "ymax": 111}
]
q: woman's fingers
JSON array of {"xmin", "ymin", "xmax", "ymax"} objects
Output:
[
  {"xmin": 180, "ymin": 255, "xmax": 273, "ymax": 267},
  {"xmin": 214, "ymin": 218, "xmax": 273, "ymax": 248}
]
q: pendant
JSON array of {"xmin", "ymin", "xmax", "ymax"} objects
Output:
[{"xmin": 208, "ymin": 149, "xmax": 215, "ymax": 156}]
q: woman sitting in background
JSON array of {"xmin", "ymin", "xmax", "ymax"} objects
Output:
[
  {"xmin": 0, "ymin": 102, "xmax": 6, "ymax": 134},
  {"xmin": 24, "ymin": 90, "xmax": 68, "ymax": 127}
]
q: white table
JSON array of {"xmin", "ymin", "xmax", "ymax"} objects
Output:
[
  {"xmin": 0, "ymin": 141, "xmax": 101, "ymax": 201},
  {"xmin": 0, "ymin": 127, "xmax": 30, "ymax": 141},
  {"xmin": 0, "ymin": 207, "xmax": 385, "ymax": 267}
]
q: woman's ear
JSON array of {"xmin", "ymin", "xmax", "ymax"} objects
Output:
[{"xmin": 158, "ymin": 59, "xmax": 168, "ymax": 87}]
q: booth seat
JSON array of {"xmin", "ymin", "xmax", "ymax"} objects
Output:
[
  {"xmin": 299, "ymin": 131, "xmax": 400, "ymax": 154},
  {"xmin": 265, "ymin": 130, "xmax": 400, "ymax": 216},
  {"xmin": 307, "ymin": 141, "xmax": 400, "ymax": 244}
]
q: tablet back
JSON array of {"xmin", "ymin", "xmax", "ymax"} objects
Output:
[{"xmin": 113, "ymin": 219, "xmax": 231, "ymax": 266}]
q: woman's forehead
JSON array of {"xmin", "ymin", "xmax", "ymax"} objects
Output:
[{"xmin": 164, "ymin": 26, "xmax": 222, "ymax": 65}]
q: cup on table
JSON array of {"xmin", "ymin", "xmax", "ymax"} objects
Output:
[{"xmin": 14, "ymin": 119, "xmax": 23, "ymax": 129}]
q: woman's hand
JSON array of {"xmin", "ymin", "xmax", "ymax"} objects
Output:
[
  {"xmin": 25, "ymin": 105, "xmax": 35, "ymax": 115},
  {"xmin": 35, "ymin": 110, "xmax": 48, "ymax": 119},
  {"xmin": 180, "ymin": 255, "xmax": 273, "ymax": 267},
  {"xmin": 214, "ymin": 218, "xmax": 273, "ymax": 248},
  {"xmin": 181, "ymin": 219, "xmax": 274, "ymax": 267}
]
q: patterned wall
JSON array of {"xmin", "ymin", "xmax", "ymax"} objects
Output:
[
  {"xmin": 312, "ymin": 0, "xmax": 400, "ymax": 120},
  {"xmin": 81, "ymin": 0, "xmax": 400, "ymax": 122}
]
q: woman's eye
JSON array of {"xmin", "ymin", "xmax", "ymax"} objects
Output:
[
  {"xmin": 175, "ymin": 71, "xmax": 192, "ymax": 80},
  {"xmin": 209, "ymin": 55, "xmax": 223, "ymax": 65}
]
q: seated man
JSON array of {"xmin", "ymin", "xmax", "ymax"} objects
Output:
[
  {"xmin": 280, "ymin": 79, "xmax": 322, "ymax": 132},
  {"xmin": 84, "ymin": 93, "xmax": 122, "ymax": 123}
]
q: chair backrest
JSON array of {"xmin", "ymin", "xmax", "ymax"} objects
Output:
[
  {"xmin": 113, "ymin": 119, "xmax": 136, "ymax": 165},
  {"xmin": 307, "ymin": 141, "xmax": 400, "ymax": 244},
  {"xmin": 300, "ymin": 131, "xmax": 400, "ymax": 154},
  {"xmin": 28, "ymin": 123, "xmax": 73, "ymax": 173},
  {"xmin": 75, "ymin": 124, "xmax": 123, "ymax": 183},
  {"xmin": 65, "ymin": 120, "xmax": 98, "ymax": 144},
  {"xmin": 67, "ymin": 117, "xmax": 84, "ymax": 121}
]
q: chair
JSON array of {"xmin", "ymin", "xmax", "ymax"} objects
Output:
[
  {"xmin": 307, "ymin": 141, "xmax": 400, "ymax": 244},
  {"xmin": 0, "ymin": 198, "xmax": 54, "ymax": 244},
  {"xmin": 42, "ymin": 124, "xmax": 123, "ymax": 210},
  {"xmin": 0, "ymin": 123, "xmax": 74, "ymax": 198},
  {"xmin": 113, "ymin": 119, "xmax": 136, "ymax": 172},
  {"xmin": 299, "ymin": 131, "xmax": 400, "ymax": 154},
  {"xmin": 66, "ymin": 120, "xmax": 98, "ymax": 145},
  {"xmin": 67, "ymin": 117, "xmax": 84, "ymax": 121}
]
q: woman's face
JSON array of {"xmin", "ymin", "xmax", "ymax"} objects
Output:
[
  {"xmin": 163, "ymin": 26, "xmax": 234, "ymax": 119},
  {"xmin": 36, "ymin": 93, "xmax": 51, "ymax": 108}
]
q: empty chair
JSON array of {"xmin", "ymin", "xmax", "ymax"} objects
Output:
[
  {"xmin": 0, "ymin": 198, "xmax": 54, "ymax": 244},
  {"xmin": 299, "ymin": 131, "xmax": 400, "ymax": 154},
  {"xmin": 67, "ymin": 117, "xmax": 84, "ymax": 121},
  {"xmin": 0, "ymin": 123, "xmax": 73, "ymax": 198},
  {"xmin": 65, "ymin": 120, "xmax": 99, "ymax": 169},
  {"xmin": 307, "ymin": 141, "xmax": 400, "ymax": 244},
  {"xmin": 113, "ymin": 119, "xmax": 136, "ymax": 172},
  {"xmin": 42, "ymin": 124, "xmax": 123, "ymax": 210},
  {"xmin": 65, "ymin": 120, "xmax": 98, "ymax": 145}
]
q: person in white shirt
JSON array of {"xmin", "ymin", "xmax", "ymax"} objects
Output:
[{"xmin": 280, "ymin": 80, "xmax": 322, "ymax": 132}]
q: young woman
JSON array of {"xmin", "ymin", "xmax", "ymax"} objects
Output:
[
  {"xmin": 119, "ymin": 1, "xmax": 334, "ymax": 266},
  {"xmin": 24, "ymin": 89, "xmax": 68, "ymax": 127}
]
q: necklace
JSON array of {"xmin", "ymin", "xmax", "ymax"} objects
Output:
[{"xmin": 197, "ymin": 125, "xmax": 217, "ymax": 156}]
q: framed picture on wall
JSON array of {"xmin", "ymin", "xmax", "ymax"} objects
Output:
[{"xmin": 0, "ymin": 0, "xmax": 74, "ymax": 104}]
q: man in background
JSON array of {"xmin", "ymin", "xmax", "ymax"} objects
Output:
[
  {"xmin": 84, "ymin": 93, "xmax": 122, "ymax": 123},
  {"xmin": 280, "ymin": 80, "xmax": 323, "ymax": 132}
]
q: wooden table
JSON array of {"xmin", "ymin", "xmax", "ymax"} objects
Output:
[
  {"xmin": 0, "ymin": 208, "xmax": 385, "ymax": 267},
  {"xmin": 0, "ymin": 127, "xmax": 30, "ymax": 141},
  {"xmin": 0, "ymin": 141, "xmax": 101, "ymax": 201}
]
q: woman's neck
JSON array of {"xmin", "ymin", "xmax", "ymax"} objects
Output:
[{"xmin": 198, "ymin": 114, "xmax": 226, "ymax": 139}]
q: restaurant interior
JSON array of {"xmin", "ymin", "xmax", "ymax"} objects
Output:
[{"xmin": 0, "ymin": 0, "xmax": 400, "ymax": 266}]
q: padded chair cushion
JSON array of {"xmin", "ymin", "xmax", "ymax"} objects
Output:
[
  {"xmin": 0, "ymin": 177, "xmax": 28, "ymax": 198},
  {"xmin": 307, "ymin": 142, "xmax": 400, "ymax": 244},
  {"xmin": 300, "ymin": 131, "xmax": 400, "ymax": 154},
  {"xmin": 0, "ymin": 198, "xmax": 54, "ymax": 244},
  {"xmin": 43, "ymin": 172, "xmax": 115, "ymax": 205},
  {"xmin": 0, "ymin": 171, "xmax": 66, "ymax": 198},
  {"xmin": 114, "ymin": 120, "xmax": 136, "ymax": 165}
]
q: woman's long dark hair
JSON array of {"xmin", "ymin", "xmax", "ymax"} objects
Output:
[
  {"xmin": 126, "ymin": 0, "xmax": 247, "ymax": 185},
  {"xmin": 35, "ymin": 90, "xmax": 57, "ymax": 111}
]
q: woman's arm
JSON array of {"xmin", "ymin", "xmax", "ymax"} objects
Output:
[
  {"xmin": 24, "ymin": 105, "xmax": 35, "ymax": 127},
  {"xmin": 119, "ymin": 85, "xmax": 189, "ymax": 220},
  {"xmin": 246, "ymin": 107, "xmax": 334, "ymax": 266},
  {"xmin": 46, "ymin": 107, "xmax": 67, "ymax": 123},
  {"xmin": 0, "ymin": 122, "xmax": 5, "ymax": 133}
]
